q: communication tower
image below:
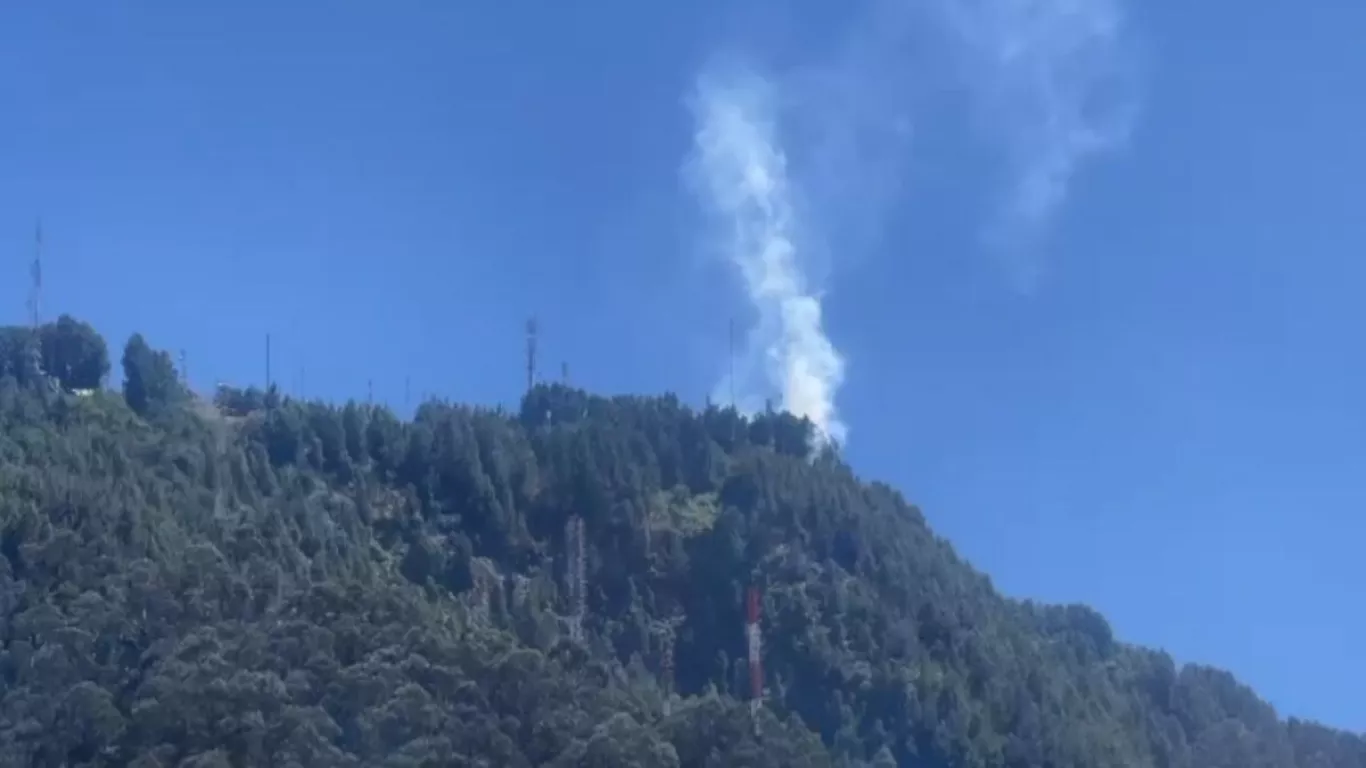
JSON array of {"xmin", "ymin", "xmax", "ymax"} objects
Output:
[
  {"xmin": 660, "ymin": 628, "xmax": 674, "ymax": 713},
  {"xmin": 526, "ymin": 317, "xmax": 539, "ymax": 392},
  {"xmin": 656, "ymin": 615, "xmax": 683, "ymax": 716},
  {"xmin": 728, "ymin": 318, "xmax": 737, "ymax": 409},
  {"xmin": 24, "ymin": 221, "xmax": 45, "ymax": 381},
  {"xmin": 565, "ymin": 515, "xmax": 586, "ymax": 642},
  {"xmin": 746, "ymin": 586, "xmax": 763, "ymax": 734},
  {"xmin": 471, "ymin": 570, "xmax": 492, "ymax": 625},
  {"xmin": 27, "ymin": 220, "xmax": 42, "ymax": 329}
]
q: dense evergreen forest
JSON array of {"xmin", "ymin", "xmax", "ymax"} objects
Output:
[{"xmin": 1, "ymin": 315, "xmax": 1362, "ymax": 767}]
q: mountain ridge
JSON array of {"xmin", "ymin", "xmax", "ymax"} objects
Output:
[{"xmin": 0, "ymin": 315, "xmax": 1359, "ymax": 767}]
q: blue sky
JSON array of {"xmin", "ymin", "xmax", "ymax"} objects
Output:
[{"xmin": 3, "ymin": 2, "xmax": 1365, "ymax": 731}]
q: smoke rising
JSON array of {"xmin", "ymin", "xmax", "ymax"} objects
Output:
[
  {"xmin": 937, "ymin": 0, "xmax": 1140, "ymax": 289},
  {"xmin": 687, "ymin": 66, "xmax": 848, "ymax": 445},
  {"xmin": 685, "ymin": 0, "xmax": 1138, "ymax": 442}
]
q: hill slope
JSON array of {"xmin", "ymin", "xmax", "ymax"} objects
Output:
[{"xmin": 0, "ymin": 318, "xmax": 1361, "ymax": 767}]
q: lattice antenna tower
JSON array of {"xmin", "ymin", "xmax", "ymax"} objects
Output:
[
  {"xmin": 660, "ymin": 628, "xmax": 674, "ymax": 713},
  {"xmin": 472, "ymin": 570, "xmax": 492, "ymax": 625},
  {"xmin": 561, "ymin": 361, "xmax": 569, "ymax": 386},
  {"xmin": 564, "ymin": 516, "xmax": 579, "ymax": 641},
  {"xmin": 746, "ymin": 585, "xmax": 763, "ymax": 734},
  {"xmin": 657, "ymin": 615, "xmax": 683, "ymax": 716},
  {"xmin": 512, "ymin": 574, "xmax": 530, "ymax": 609},
  {"xmin": 564, "ymin": 515, "xmax": 586, "ymax": 642},
  {"xmin": 526, "ymin": 317, "xmax": 539, "ymax": 393},
  {"xmin": 728, "ymin": 317, "xmax": 737, "ymax": 409},
  {"xmin": 574, "ymin": 517, "xmax": 586, "ymax": 624},
  {"xmin": 27, "ymin": 220, "xmax": 42, "ymax": 330},
  {"xmin": 179, "ymin": 350, "xmax": 188, "ymax": 388}
]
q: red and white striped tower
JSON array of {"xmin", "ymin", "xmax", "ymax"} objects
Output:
[{"xmin": 746, "ymin": 585, "xmax": 763, "ymax": 732}]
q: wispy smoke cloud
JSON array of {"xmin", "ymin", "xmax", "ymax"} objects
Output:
[
  {"xmin": 937, "ymin": 0, "xmax": 1140, "ymax": 289},
  {"xmin": 684, "ymin": 0, "xmax": 1139, "ymax": 440},
  {"xmin": 687, "ymin": 66, "xmax": 848, "ymax": 445}
]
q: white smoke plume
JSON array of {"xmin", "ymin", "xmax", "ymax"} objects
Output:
[
  {"xmin": 937, "ymin": 0, "xmax": 1140, "ymax": 290},
  {"xmin": 687, "ymin": 65, "xmax": 848, "ymax": 446},
  {"xmin": 685, "ymin": 0, "xmax": 1138, "ymax": 440}
]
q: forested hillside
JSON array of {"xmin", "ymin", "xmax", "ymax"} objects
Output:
[{"xmin": 1, "ymin": 316, "xmax": 1362, "ymax": 767}]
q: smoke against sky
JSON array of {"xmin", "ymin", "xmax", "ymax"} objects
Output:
[
  {"xmin": 937, "ymin": 0, "xmax": 1141, "ymax": 290},
  {"xmin": 685, "ymin": 0, "xmax": 1140, "ymax": 442},
  {"xmin": 687, "ymin": 66, "xmax": 848, "ymax": 445}
]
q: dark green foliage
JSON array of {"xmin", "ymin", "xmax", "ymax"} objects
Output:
[
  {"xmin": 213, "ymin": 384, "xmax": 268, "ymax": 417},
  {"xmin": 0, "ymin": 318, "xmax": 1361, "ymax": 767},
  {"xmin": 39, "ymin": 315, "xmax": 110, "ymax": 391},
  {"xmin": 120, "ymin": 333, "xmax": 184, "ymax": 416}
]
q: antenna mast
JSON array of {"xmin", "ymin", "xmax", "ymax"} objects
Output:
[
  {"xmin": 179, "ymin": 349, "xmax": 188, "ymax": 387},
  {"xmin": 657, "ymin": 615, "xmax": 682, "ymax": 716},
  {"xmin": 265, "ymin": 334, "xmax": 272, "ymax": 390},
  {"xmin": 746, "ymin": 585, "xmax": 763, "ymax": 735},
  {"xmin": 661, "ymin": 626, "xmax": 674, "ymax": 714},
  {"xmin": 28, "ymin": 220, "xmax": 42, "ymax": 329},
  {"xmin": 728, "ymin": 318, "xmax": 737, "ymax": 409},
  {"xmin": 575, "ymin": 517, "xmax": 586, "ymax": 633},
  {"xmin": 526, "ymin": 317, "xmax": 539, "ymax": 393},
  {"xmin": 565, "ymin": 515, "xmax": 586, "ymax": 643}
]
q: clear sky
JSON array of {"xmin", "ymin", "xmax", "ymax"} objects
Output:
[{"xmin": 3, "ymin": 2, "xmax": 1364, "ymax": 732}]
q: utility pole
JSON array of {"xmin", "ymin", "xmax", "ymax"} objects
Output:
[
  {"xmin": 526, "ymin": 317, "xmax": 539, "ymax": 393},
  {"xmin": 25, "ymin": 220, "xmax": 44, "ymax": 380},
  {"xmin": 728, "ymin": 318, "xmax": 737, "ymax": 409},
  {"xmin": 30, "ymin": 220, "xmax": 43, "ymax": 329}
]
